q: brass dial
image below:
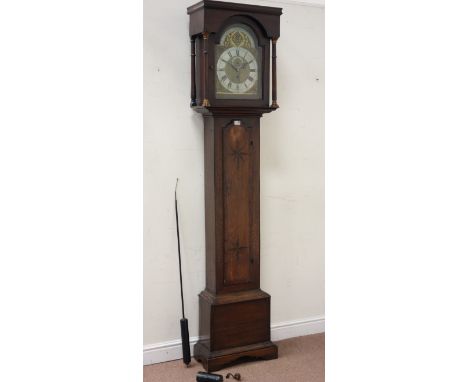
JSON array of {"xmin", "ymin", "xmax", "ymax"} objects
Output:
[{"xmin": 216, "ymin": 47, "xmax": 258, "ymax": 94}]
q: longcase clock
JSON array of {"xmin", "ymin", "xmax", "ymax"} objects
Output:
[{"xmin": 187, "ymin": 0, "xmax": 282, "ymax": 372}]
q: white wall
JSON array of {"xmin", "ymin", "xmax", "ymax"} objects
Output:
[{"xmin": 144, "ymin": 0, "xmax": 324, "ymax": 354}]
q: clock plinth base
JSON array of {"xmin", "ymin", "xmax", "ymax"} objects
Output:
[
  {"xmin": 194, "ymin": 341, "xmax": 278, "ymax": 372},
  {"xmin": 194, "ymin": 289, "xmax": 276, "ymax": 372}
]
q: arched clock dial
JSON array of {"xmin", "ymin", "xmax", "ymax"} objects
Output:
[
  {"xmin": 215, "ymin": 24, "xmax": 262, "ymax": 99},
  {"xmin": 216, "ymin": 46, "xmax": 258, "ymax": 94}
]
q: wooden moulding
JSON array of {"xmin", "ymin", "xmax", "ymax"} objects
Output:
[
  {"xmin": 192, "ymin": 106, "xmax": 277, "ymax": 116},
  {"xmin": 187, "ymin": 0, "xmax": 282, "ymax": 38},
  {"xmin": 194, "ymin": 341, "xmax": 278, "ymax": 372}
]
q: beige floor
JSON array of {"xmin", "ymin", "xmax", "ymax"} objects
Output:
[{"xmin": 144, "ymin": 333, "xmax": 325, "ymax": 382}]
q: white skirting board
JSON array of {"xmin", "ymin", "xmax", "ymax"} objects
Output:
[{"xmin": 143, "ymin": 315, "xmax": 325, "ymax": 366}]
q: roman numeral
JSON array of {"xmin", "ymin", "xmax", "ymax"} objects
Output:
[
  {"xmin": 248, "ymin": 76, "xmax": 254, "ymax": 82},
  {"xmin": 221, "ymin": 75, "xmax": 227, "ymax": 82},
  {"xmin": 236, "ymin": 48, "xmax": 240, "ymax": 56},
  {"xmin": 228, "ymin": 81, "xmax": 232, "ymax": 88},
  {"xmin": 227, "ymin": 51, "xmax": 232, "ymax": 58},
  {"xmin": 250, "ymin": 68, "xmax": 256, "ymax": 72}
]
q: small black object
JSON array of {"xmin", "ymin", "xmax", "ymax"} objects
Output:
[
  {"xmin": 226, "ymin": 373, "xmax": 241, "ymax": 380},
  {"xmin": 175, "ymin": 179, "xmax": 191, "ymax": 366},
  {"xmin": 196, "ymin": 371, "xmax": 224, "ymax": 382}
]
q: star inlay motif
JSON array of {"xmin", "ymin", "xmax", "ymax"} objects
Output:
[
  {"xmin": 230, "ymin": 146, "xmax": 248, "ymax": 169},
  {"xmin": 228, "ymin": 239, "xmax": 248, "ymax": 260}
]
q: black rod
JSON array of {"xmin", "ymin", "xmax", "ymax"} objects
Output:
[
  {"xmin": 175, "ymin": 178, "xmax": 185, "ymax": 319},
  {"xmin": 175, "ymin": 178, "xmax": 191, "ymax": 366}
]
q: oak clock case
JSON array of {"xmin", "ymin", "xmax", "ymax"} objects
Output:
[{"xmin": 187, "ymin": 0, "xmax": 282, "ymax": 372}]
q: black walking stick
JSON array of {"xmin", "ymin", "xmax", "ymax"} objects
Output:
[{"xmin": 175, "ymin": 179, "xmax": 191, "ymax": 366}]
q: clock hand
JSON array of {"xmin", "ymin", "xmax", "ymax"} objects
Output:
[
  {"xmin": 241, "ymin": 60, "xmax": 253, "ymax": 69},
  {"xmin": 222, "ymin": 59, "xmax": 239, "ymax": 72}
]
